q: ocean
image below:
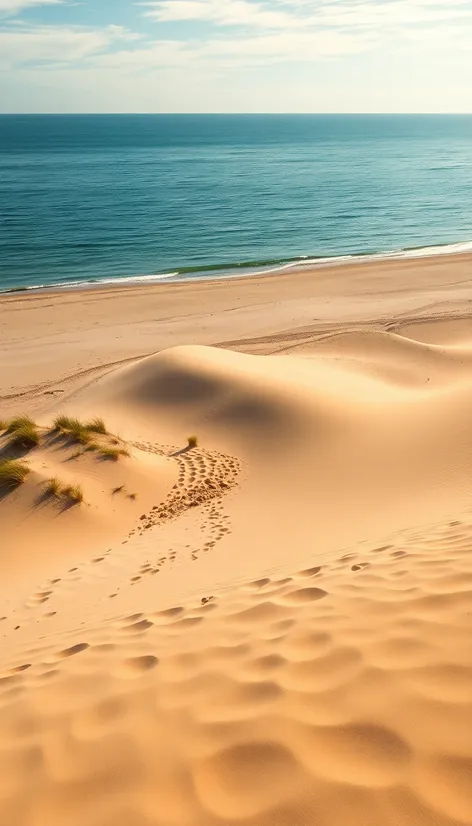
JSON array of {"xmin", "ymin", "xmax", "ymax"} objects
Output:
[{"xmin": 0, "ymin": 114, "xmax": 471, "ymax": 292}]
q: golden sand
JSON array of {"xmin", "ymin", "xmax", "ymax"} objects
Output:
[{"xmin": 0, "ymin": 255, "xmax": 471, "ymax": 826}]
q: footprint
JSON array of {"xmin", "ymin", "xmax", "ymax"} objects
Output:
[
  {"xmin": 57, "ymin": 643, "xmax": 90, "ymax": 659},
  {"xmin": 121, "ymin": 655, "xmax": 159, "ymax": 676},
  {"xmin": 298, "ymin": 566, "xmax": 322, "ymax": 577},
  {"xmin": 10, "ymin": 664, "xmax": 31, "ymax": 673},
  {"xmin": 122, "ymin": 619, "xmax": 153, "ymax": 633}
]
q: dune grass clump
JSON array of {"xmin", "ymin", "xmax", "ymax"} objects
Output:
[
  {"xmin": 44, "ymin": 477, "xmax": 61, "ymax": 497},
  {"xmin": 0, "ymin": 420, "xmax": 7, "ymax": 432},
  {"xmin": 84, "ymin": 442, "xmax": 100, "ymax": 452},
  {"xmin": 41, "ymin": 477, "xmax": 84, "ymax": 505},
  {"xmin": 6, "ymin": 415, "xmax": 36, "ymax": 433},
  {"xmin": 0, "ymin": 458, "xmax": 30, "ymax": 488},
  {"xmin": 53, "ymin": 415, "xmax": 91, "ymax": 445},
  {"xmin": 7, "ymin": 417, "xmax": 40, "ymax": 449},
  {"xmin": 187, "ymin": 435, "xmax": 198, "ymax": 449},
  {"xmin": 53, "ymin": 414, "xmax": 73, "ymax": 432},
  {"xmin": 85, "ymin": 417, "xmax": 108, "ymax": 435},
  {"xmin": 99, "ymin": 446, "xmax": 130, "ymax": 461},
  {"xmin": 61, "ymin": 483, "xmax": 84, "ymax": 504}
]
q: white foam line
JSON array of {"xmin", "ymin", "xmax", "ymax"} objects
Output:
[{"xmin": 3, "ymin": 240, "xmax": 472, "ymax": 294}]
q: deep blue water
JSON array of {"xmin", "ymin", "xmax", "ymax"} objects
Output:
[{"xmin": 0, "ymin": 114, "xmax": 471, "ymax": 291}]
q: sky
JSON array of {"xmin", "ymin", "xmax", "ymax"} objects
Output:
[{"xmin": 0, "ymin": 0, "xmax": 471, "ymax": 113}]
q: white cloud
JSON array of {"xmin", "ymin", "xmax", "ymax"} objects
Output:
[
  {"xmin": 1, "ymin": 0, "xmax": 471, "ymax": 112},
  {"xmin": 0, "ymin": 0, "xmax": 62, "ymax": 12},
  {"xmin": 0, "ymin": 24, "xmax": 139, "ymax": 68},
  {"xmin": 143, "ymin": 0, "xmax": 296, "ymax": 28},
  {"xmin": 314, "ymin": 0, "xmax": 472, "ymax": 29},
  {"xmin": 92, "ymin": 31, "xmax": 367, "ymax": 74},
  {"xmin": 142, "ymin": 0, "xmax": 472, "ymax": 33},
  {"xmin": 138, "ymin": 0, "xmax": 472, "ymax": 74}
]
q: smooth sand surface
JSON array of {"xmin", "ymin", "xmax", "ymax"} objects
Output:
[{"xmin": 1, "ymin": 255, "xmax": 472, "ymax": 826}]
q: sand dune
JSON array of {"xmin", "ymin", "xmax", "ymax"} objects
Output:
[
  {"xmin": 1, "ymin": 294, "xmax": 472, "ymax": 825},
  {"xmin": 68, "ymin": 334, "xmax": 472, "ymax": 550},
  {"xmin": 0, "ymin": 430, "xmax": 176, "ymax": 578}
]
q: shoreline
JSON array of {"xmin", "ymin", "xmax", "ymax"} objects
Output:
[{"xmin": 2, "ymin": 237, "xmax": 472, "ymax": 296}]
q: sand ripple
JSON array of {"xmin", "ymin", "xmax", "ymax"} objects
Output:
[{"xmin": 0, "ymin": 516, "xmax": 472, "ymax": 825}]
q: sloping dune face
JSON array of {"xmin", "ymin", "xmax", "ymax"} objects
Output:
[
  {"xmin": 1, "ymin": 328, "xmax": 472, "ymax": 826},
  {"xmin": 76, "ymin": 335, "xmax": 472, "ymax": 547}
]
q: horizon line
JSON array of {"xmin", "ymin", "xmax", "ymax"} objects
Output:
[{"xmin": 1, "ymin": 111, "xmax": 472, "ymax": 117}]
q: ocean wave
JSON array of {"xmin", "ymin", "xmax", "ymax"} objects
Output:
[
  {"xmin": 2, "ymin": 240, "xmax": 471, "ymax": 294},
  {"xmin": 2, "ymin": 272, "xmax": 180, "ymax": 293}
]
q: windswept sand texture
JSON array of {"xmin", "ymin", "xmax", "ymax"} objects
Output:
[{"xmin": 1, "ymin": 257, "xmax": 472, "ymax": 826}]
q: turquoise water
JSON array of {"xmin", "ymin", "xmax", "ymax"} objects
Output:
[{"xmin": 0, "ymin": 114, "xmax": 471, "ymax": 291}]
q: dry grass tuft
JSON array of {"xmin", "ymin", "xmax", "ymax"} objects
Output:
[
  {"xmin": 53, "ymin": 415, "xmax": 91, "ymax": 445},
  {"xmin": 44, "ymin": 477, "xmax": 61, "ymax": 497},
  {"xmin": 86, "ymin": 417, "xmax": 108, "ymax": 435},
  {"xmin": 0, "ymin": 420, "xmax": 7, "ymax": 432},
  {"xmin": 187, "ymin": 435, "xmax": 198, "ymax": 448},
  {"xmin": 112, "ymin": 485, "xmax": 124, "ymax": 494},
  {"xmin": 7, "ymin": 420, "xmax": 40, "ymax": 449},
  {"xmin": 0, "ymin": 458, "xmax": 30, "ymax": 488},
  {"xmin": 99, "ymin": 447, "xmax": 130, "ymax": 461},
  {"xmin": 52, "ymin": 414, "xmax": 72, "ymax": 431},
  {"xmin": 6, "ymin": 415, "xmax": 36, "ymax": 433},
  {"xmin": 61, "ymin": 484, "xmax": 84, "ymax": 504},
  {"xmin": 84, "ymin": 442, "xmax": 100, "ymax": 452}
]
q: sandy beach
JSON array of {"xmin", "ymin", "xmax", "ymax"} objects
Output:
[{"xmin": 1, "ymin": 253, "xmax": 472, "ymax": 826}]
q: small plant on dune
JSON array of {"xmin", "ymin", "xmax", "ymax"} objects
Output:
[
  {"xmin": 6, "ymin": 415, "xmax": 36, "ymax": 434},
  {"xmin": 86, "ymin": 417, "xmax": 108, "ymax": 435},
  {"xmin": 44, "ymin": 477, "xmax": 61, "ymax": 498},
  {"xmin": 0, "ymin": 458, "xmax": 30, "ymax": 488},
  {"xmin": 53, "ymin": 415, "xmax": 91, "ymax": 445},
  {"xmin": 187, "ymin": 435, "xmax": 198, "ymax": 449},
  {"xmin": 61, "ymin": 483, "xmax": 84, "ymax": 504},
  {"xmin": 7, "ymin": 420, "xmax": 40, "ymax": 449},
  {"xmin": 99, "ymin": 446, "xmax": 130, "ymax": 461},
  {"xmin": 112, "ymin": 485, "xmax": 124, "ymax": 494},
  {"xmin": 0, "ymin": 420, "xmax": 7, "ymax": 432},
  {"xmin": 74, "ymin": 429, "xmax": 91, "ymax": 445},
  {"xmin": 69, "ymin": 449, "xmax": 83, "ymax": 460},
  {"xmin": 128, "ymin": 492, "xmax": 137, "ymax": 500},
  {"xmin": 53, "ymin": 414, "xmax": 73, "ymax": 432},
  {"xmin": 84, "ymin": 442, "xmax": 100, "ymax": 452}
]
